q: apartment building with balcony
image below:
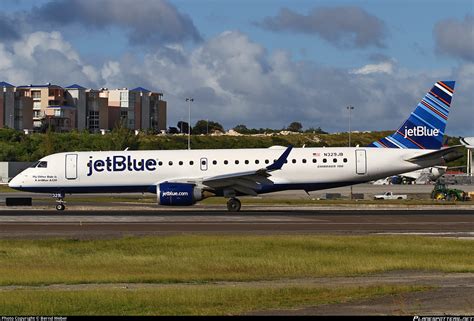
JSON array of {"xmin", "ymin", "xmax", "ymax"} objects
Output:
[{"xmin": 0, "ymin": 82, "xmax": 167, "ymax": 133}]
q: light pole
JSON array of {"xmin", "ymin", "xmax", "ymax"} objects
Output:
[
  {"xmin": 346, "ymin": 106, "xmax": 355, "ymax": 200},
  {"xmin": 206, "ymin": 119, "xmax": 209, "ymax": 135},
  {"xmin": 185, "ymin": 98, "xmax": 193, "ymax": 150},
  {"xmin": 346, "ymin": 106, "xmax": 354, "ymax": 147}
]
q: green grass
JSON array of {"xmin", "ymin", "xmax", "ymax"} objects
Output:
[
  {"xmin": 0, "ymin": 235, "xmax": 471, "ymax": 286},
  {"xmin": 0, "ymin": 285, "xmax": 429, "ymax": 315},
  {"xmin": 0, "ymin": 184, "xmax": 16, "ymax": 193}
]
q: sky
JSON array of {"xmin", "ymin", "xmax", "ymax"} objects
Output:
[{"xmin": 0, "ymin": 0, "xmax": 473, "ymax": 136}]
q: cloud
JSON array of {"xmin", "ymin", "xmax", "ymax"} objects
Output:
[
  {"xmin": 0, "ymin": 30, "xmax": 471, "ymax": 136},
  {"xmin": 0, "ymin": 14, "xmax": 20, "ymax": 41},
  {"xmin": 2, "ymin": 0, "xmax": 201, "ymax": 46},
  {"xmin": 257, "ymin": 6, "xmax": 387, "ymax": 49},
  {"xmin": 0, "ymin": 31, "xmax": 98, "ymax": 87},
  {"xmin": 351, "ymin": 59, "xmax": 395, "ymax": 75},
  {"xmin": 434, "ymin": 15, "xmax": 474, "ymax": 62},
  {"xmin": 101, "ymin": 31, "xmax": 471, "ymax": 136}
]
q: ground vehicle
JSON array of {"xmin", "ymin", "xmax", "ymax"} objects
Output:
[
  {"xmin": 374, "ymin": 192, "xmax": 408, "ymax": 200},
  {"xmin": 431, "ymin": 183, "xmax": 470, "ymax": 201}
]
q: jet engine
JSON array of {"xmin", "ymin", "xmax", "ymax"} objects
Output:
[{"xmin": 156, "ymin": 182, "xmax": 211, "ymax": 206}]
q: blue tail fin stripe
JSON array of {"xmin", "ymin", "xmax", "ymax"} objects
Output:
[
  {"xmin": 425, "ymin": 95, "xmax": 449, "ymax": 113},
  {"xmin": 411, "ymin": 112, "xmax": 443, "ymax": 135},
  {"xmin": 423, "ymin": 97, "xmax": 449, "ymax": 117},
  {"xmin": 419, "ymin": 104, "xmax": 447, "ymax": 123},
  {"xmin": 386, "ymin": 136, "xmax": 407, "ymax": 148}
]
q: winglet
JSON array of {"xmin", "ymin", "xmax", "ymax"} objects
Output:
[{"xmin": 266, "ymin": 145, "xmax": 293, "ymax": 171}]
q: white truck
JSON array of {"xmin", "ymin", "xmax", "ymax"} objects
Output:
[{"xmin": 374, "ymin": 192, "xmax": 408, "ymax": 200}]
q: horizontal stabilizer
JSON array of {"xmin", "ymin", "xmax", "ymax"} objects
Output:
[{"xmin": 405, "ymin": 145, "xmax": 464, "ymax": 163}]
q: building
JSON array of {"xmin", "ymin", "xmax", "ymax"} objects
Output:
[
  {"xmin": 1, "ymin": 81, "xmax": 33, "ymax": 130},
  {"xmin": 16, "ymin": 83, "xmax": 67, "ymax": 130},
  {"xmin": 0, "ymin": 81, "xmax": 15, "ymax": 129},
  {"xmin": 0, "ymin": 82, "xmax": 167, "ymax": 132}
]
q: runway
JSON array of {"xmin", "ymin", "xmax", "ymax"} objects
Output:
[{"xmin": 0, "ymin": 209, "xmax": 473, "ymax": 238}]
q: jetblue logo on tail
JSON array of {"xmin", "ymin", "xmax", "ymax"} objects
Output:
[{"xmin": 403, "ymin": 126, "xmax": 440, "ymax": 138}]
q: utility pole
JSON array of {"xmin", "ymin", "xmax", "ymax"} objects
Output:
[
  {"xmin": 347, "ymin": 106, "xmax": 355, "ymax": 200},
  {"xmin": 185, "ymin": 98, "xmax": 193, "ymax": 150},
  {"xmin": 347, "ymin": 106, "xmax": 354, "ymax": 147}
]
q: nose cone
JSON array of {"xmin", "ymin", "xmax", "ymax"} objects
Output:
[{"xmin": 8, "ymin": 175, "xmax": 21, "ymax": 190}]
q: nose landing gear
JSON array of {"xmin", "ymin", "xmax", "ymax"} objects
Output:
[{"xmin": 52, "ymin": 193, "xmax": 66, "ymax": 211}]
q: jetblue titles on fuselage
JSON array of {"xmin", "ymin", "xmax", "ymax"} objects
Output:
[{"xmin": 87, "ymin": 155, "xmax": 157, "ymax": 176}]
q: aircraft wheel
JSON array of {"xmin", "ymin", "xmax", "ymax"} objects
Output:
[
  {"xmin": 56, "ymin": 203, "xmax": 66, "ymax": 211},
  {"xmin": 227, "ymin": 198, "xmax": 241, "ymax": 212}
]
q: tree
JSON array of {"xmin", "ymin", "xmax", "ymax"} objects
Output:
[
  {"xmin": 193, "ymin": 120, "xmax": 224, "ymax": 134},
  {"xmin": 287, "ymin": 121, "xmax": 303, "ymax": 132},
  {"xmin": 167, "ymin": 127, "xmax": 180, "ymax": 134},
  {"xmin": 233, "ymin": 124, "xmax": 250, "ymax": 134},
  {"xmin": 177, "ymin": 121, "xmax": 190, "ymax": 134},
  {"xmin": 107, "ymin": 122, "xmax": 139, "ymax": 150}
]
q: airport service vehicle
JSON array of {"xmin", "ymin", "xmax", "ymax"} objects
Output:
[
  {"xmin": 373, "ymin": 192, "xmax": 407, "ymax": 200},
  {"xmin": 9, "ymin": 81, "xmax": 463, "ymax": 211},
  {"xmin": 431, "ymin": 183, "xmax": 470, "ymax": 201}
]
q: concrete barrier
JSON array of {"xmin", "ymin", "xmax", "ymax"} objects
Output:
[{"xmin": 5, "ymin": 198, "xmax": 32, "ymax": 206}]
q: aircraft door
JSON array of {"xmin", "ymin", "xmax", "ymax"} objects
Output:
[
  {"xmin": 355, "ymin": 150, "xmax": 367, "ymax": 175},
  {"xmin": 65, "ymin": 154, "xmax": 78, "ymax": 180},
  {"xmin": 200, "ymin": 157, "xmax": 208, "ymax": 171}
]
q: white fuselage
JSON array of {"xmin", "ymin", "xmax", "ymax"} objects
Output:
[{"xmin": 9, "ymin": 146, "xmax": 441, "ymax": 195}]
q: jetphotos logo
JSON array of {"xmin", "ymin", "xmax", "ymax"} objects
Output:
[{"xmin": 404, "ymin": 126, "xmax": 440, "ymax": 139}]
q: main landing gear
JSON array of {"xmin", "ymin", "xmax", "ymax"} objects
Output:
[
  {"xmin": 226, "ymin": 197, "xmax": 241, "ymax": 212},
  {"xmin": 53, "ymin": 193, "xmax": 66, "ymax": 211}
]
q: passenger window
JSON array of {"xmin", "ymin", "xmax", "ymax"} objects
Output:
[
  {"xmin": 168, "ymin": 161, "xmax": 173, "ymax": 166},
  {"xmin": 255, "ymin": 160, "xmax": 260, "ymax": 164},
  {"xmin": 213, "ymin": 160, "xmax": 217, "ymax": 165},
  {"xmin": 224, "ymin": 160, "xmax": 228, "ymax": 165},
  {"xmin": 312, "ymin": 159, "xmax": 317, "ymax": 163},
  {"xmin": 235, "ymin": 160, "xmax": 239, "ymax": 165},
  {"xmin": 292, "ymin": 159, "xmax": 296, "ymax": 164},
  {"xmin": 343, "ymin": 158, "xmax": 348, "ymax": 163},
  {"xmin": 333, "ymin": 158, "xmax": 337, "ymax": 163},
  {"xmin": 302, "ymin": 159, "xmax": 307, "ymax": 163},
  {"xmin": 179, "ymin": 161, "xmax": 183, "ymax": 165},
  {"xmin": 245, "ymin": 160, "xmax": 249, "ymax": 164},
  {"xmin": 265, "ymin": 159, "xmax": 269, "ymax": 164},
  {"xmin": 189, "ymin": 161, "xmax": 194, "ymax": 165},
  {"xmin": 37, "ymin": 161, "xmax": 47, "ymax": 168},
  {"xmin": 158, "ymin": 161, "xmax": 163, "ymax": 166},
  {"xmin": 323, "ymin": 159, "xmax": 327, "ymax": 163}
]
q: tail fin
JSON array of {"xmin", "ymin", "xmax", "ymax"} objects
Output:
[{"xmin": 368, "ymin": 81, "xmax": 455, "ymax": 150}]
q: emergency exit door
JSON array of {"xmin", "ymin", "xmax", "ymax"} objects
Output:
[
  {"xmin": 355, "ymin": 150, "xmax": 367, "ymax": 175},
  {"xmin": 65, "ymin": 154, "xmax": 78, "ymax": 180}
]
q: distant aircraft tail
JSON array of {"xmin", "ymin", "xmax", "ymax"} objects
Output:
[{"xmin": 368, "ymin": 81, "xmax": 455, "ymax": 150}]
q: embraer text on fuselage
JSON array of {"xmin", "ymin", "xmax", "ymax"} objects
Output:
[
  {"xmin": 87, "ymin": 155, "xmax": 157, "ymax": 176},
  {"xmin": 403, "ymin": 126, "xmax": 440, "ymax": 138}
]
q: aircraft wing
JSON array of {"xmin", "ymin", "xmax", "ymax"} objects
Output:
[{"xmin": 164, "ymin": 145, "xmax": 293, "ymax": 196}]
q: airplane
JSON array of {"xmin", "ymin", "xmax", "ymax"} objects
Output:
[{"xmin": 8, "ymin": 80, "xmax": 463, "ymax": 211}]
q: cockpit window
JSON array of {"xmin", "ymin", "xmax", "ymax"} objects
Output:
[
  {"xmin": 37, "ymin": 161, "xmax": 48, "ymax": 168},
  {"xmin": 29, "ymin": 161, "xmax": 40, "ymax": 168}
]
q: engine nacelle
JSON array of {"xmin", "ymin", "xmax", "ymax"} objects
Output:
[{"xmin": 156, "ymin": 182, "xmax": 204, "ymax": 206}]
